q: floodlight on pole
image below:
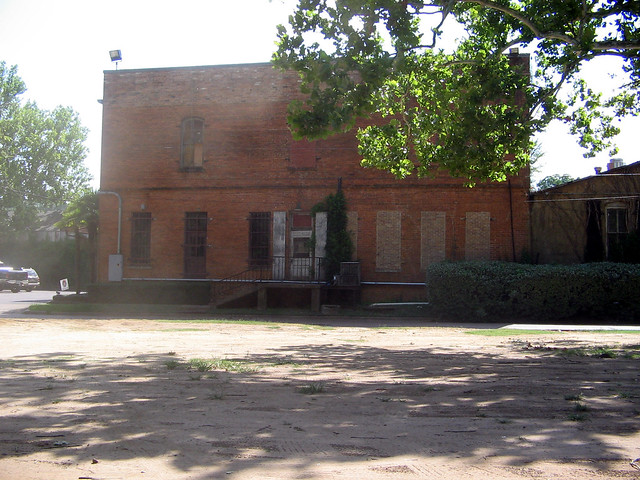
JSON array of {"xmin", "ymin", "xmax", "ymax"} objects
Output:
[{"xmin": 109, "ymin": 50, "xmax": 122, "ymax": 70}]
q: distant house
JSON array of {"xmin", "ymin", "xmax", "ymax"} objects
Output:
[
  {"xmin": 530, "ymin": 160, "xmax": 640, "ymax": 264},
  {"xmin": 8, "ymin": 208, "xmax": 80, "ymax": 242},
  {"xmin": 97, "ymin": 62, "xmax": 531, "ymax": 307}
]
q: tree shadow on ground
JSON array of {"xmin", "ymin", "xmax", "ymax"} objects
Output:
[{"xmin": 0, "ymin": 338, "xmax": 639, "ymax": 478}]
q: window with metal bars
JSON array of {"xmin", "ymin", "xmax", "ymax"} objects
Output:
[
  {"xmin": 130, "ymin": 212, "xmax": 152, "ymax": 266},
  {"xmin": 184, "ymin": 212, "xmax": 207, "ymax": 277},
  {"xmin": 249, "ymin": 212, "xmax": 270, "ymax": 266}
]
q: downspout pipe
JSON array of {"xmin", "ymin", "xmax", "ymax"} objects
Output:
[{"xmin": 98, "ymin": 191, "xmax": 122, "ymax": 254}]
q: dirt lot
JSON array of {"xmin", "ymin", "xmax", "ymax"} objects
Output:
[{"xmin": 1, "ymin": 315, "xmax": 639, "ymax": 479}]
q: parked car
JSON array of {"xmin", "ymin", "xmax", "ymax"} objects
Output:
[
  {"xmin": 22, "ymin": 268, "xmax": 40, "ymax": 291},
  {"xmin": 0, "ymin": 267, "xmax": 28, "ymax": 293}
]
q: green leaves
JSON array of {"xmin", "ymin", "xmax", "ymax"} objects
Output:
[
  {"xmin": 273, "ymin": 0, "xmax": 640, "ymax": 183},
  {"xmin": 0, "ymin": 61, "xmax": 90, "ymax": 233}
]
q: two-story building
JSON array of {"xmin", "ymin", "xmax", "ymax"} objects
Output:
[{"xmin": 97, "ymin": 62, "xmax": 531, "ymax": 308}]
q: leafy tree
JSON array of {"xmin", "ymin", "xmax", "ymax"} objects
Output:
[
  {"xmin": 535, "ymin": 173, "xmax": 576, "ymax": 190},
  {"xmin": 0, "ymin": 62, "xmax": 90, "ymax": 233},
  {"xmin": 273, "ymin": 0, "xmax": 640, "ymax": 183},
  {"xmin": 57, "ymin": 190, "xmax": 99, "ymax": 290}
]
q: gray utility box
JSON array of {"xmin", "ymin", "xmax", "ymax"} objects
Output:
[{"xmin": 108, "ymin": 254, "xmax": 123, "ymax": 282}]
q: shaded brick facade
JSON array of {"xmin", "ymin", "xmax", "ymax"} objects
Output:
[{"xmin": 98, "ymin": 62, "xmax": 531, "ymax": 304}]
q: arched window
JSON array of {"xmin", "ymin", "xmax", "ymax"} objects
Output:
[{"xmin": 181, "ymin": 117, "xmax": 204, "ymax": 170}]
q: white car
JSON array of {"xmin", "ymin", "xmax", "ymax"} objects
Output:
[{"xmin": 22, "ymin": 268, "xmax": 40, "ymax": 291}]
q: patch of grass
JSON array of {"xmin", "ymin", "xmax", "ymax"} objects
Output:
[
  {"xmin": 574, "ymin": 402, "xmax": 590, "ymax": 412},
  {"xmin": 188, "ymin": 357, "xmax": 258, "ymax": 373},
  {"xmin": 567, "ymin": 400, "xmax": 590, "ymax": 421},
  {"xmin": 564, "ymin": 393, "xmax": 585, "ymax": 402},
  {"xmin": 208, "ymin": 388, "xmax": 225, "ymax": 400},
  {"xmin": 558, "ymin": 346, "xmax": 617, "ymax": 358},
  {"xmin": 157, "ymin": 318, "xmax": 285, "ymax": 326},
  {"xmin": 189, "ymin": 358, "xmax": 214, "ymax": 372},
  {"xmin": 161, "ymin": 328, "xmax": 208, "ymax": 332},
  {"xmin": 301, "ymin": 325, "xmax": 335, "ymax": 331},
  {"xmin": 568, "ymin": 413, "xmax": 588, "ymax": 421},
  {"xmin": 165, "ymin": 360, "xmax": 181, "ymax": 370},
  {"xmin": 298, "ymin": 382, "xmax": 325, "ymax": 394}
]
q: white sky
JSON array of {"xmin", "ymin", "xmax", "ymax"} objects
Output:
[{"xmin": 1, "ymin": 0, "xmax": 638, "ymax": 189}]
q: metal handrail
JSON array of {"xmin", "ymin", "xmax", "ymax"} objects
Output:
[{"xmin": 211, "ymin": 256, "xmax": 326, "ymax": 304}]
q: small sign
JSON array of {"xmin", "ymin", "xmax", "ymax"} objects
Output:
[{"xmin": 60, "ymin": 278, "xmax": 69, "ymax": 291}]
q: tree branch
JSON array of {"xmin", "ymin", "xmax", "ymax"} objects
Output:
[{"xmin": 461, "ymin": 0, "xmax": 580, "ymax": 46}]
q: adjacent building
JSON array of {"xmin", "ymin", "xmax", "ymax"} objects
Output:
[{"xmin": 530, "ymin": 160, "xmax": 640, "ymax": 264}]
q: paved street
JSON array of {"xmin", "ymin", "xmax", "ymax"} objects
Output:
[{"xmin": 0, "ymin": 290, "xmax": 58, "ymax": 316}]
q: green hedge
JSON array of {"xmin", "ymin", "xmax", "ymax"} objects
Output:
[{"xmin": 426, "ymin": 262, "xmax": 640, "ymax": 321}]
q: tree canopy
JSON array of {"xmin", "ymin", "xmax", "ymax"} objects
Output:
[
  {"xmin": 272, "ymin": 0, "xmax": 640, "ymax": 183},
  {"xmin": 535, "ymin": 173, "xmax": 576, "ymax": 190},
  {"xmin": 0, "ymin": 61, "xmax": 90, "ymax": 232}
]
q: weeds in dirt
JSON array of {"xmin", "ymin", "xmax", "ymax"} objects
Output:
[
  {"xmin": 208, "ymin": 387, "xmax": 225, "ymax": 400},
  {"xmin": 568, "ymin": 412, "xmax": 589, "ymax": 421},
  {"xmin": 298, "ymin": 382, "xmax": 325, "ymax": 394},
  {"xmin": 566, "ymin": 395, "xmax": 590, "ymax": 421},
  {"xmin": 564, "ymin": 393, "xmax": 585, "ymax": 401},
  {"xmin": 165, "ymin": 360, "xmax": 180, "ymax": 370},
  {"xmin": 615, "ymin": 391, "xmax": 633, "ymax": 399},
  {"xmin": 268, "ymin": 356, "xmax": 303, "ymax": 367},
  {"xmin": 518, "ymin": 342, "xmax": 640, "ymax": 359},
  {"xmin": 560, "ymin": 346, "xmax": 617, "ymax": 358},
  {"xmin": 188, "ymin": 357, "xmax": 258, "ymax": 373},
  {"xmin": 574, "ymin": 402, "xmax": 589, "ymax": 412}
]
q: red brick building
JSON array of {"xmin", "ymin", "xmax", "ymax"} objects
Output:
[{"xmin": 97, "ymin": 62, "xmax": 531, "ymax": 307}]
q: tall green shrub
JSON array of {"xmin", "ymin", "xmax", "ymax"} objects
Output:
[{"xmin": 313, "ymin": 189, "xmax": 353, "ymax": 280}]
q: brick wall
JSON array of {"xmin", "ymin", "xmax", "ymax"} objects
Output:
[{"xmin": 98, "ymin": 63, "xmax": 531, "ymax": 292}]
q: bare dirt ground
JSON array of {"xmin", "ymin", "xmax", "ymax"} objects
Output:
[{"xmin": 1, "ymin": 314, "xmax": 639, "ymax": 480}]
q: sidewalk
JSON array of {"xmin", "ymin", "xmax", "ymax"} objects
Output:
[{"xmin": 504, "ymin": 324, "xmax": 640, "ymax": 331}]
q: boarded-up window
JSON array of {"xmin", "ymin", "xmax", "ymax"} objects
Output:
[
  {"xmin": 421, "ymin": 212, "xmax": 446, "ymax": 269},
  {"xmin": 181, "ymin": 117, "xmax": 204, "ymax": 169},
  {"xmin": 289, "ymin": 139, "xmax": 317, "ymax": 170},
  {"xmin": 465, "ymin": 212, "xmax": 490, "ymax": 260},
  {"xmin": 376, "ymin": 211, "xmax": 401, "ymax": 272}
]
